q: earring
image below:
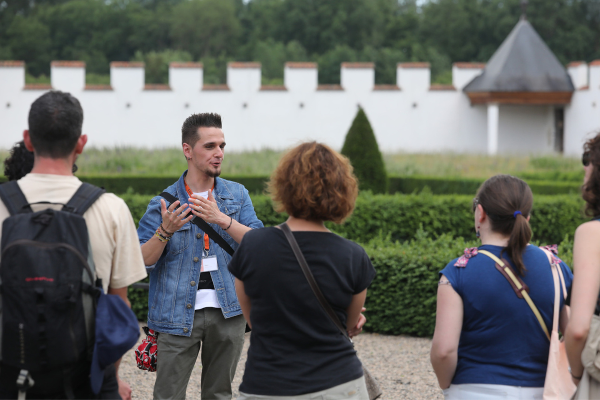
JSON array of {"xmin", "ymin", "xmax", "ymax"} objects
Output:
[
  {"xmin": 476, "ymin": 227, "xmax": 481, "ymax": 238},
  {"xmin": 185, "ymin": 156, "xmax": 192, "ymax": 161}
]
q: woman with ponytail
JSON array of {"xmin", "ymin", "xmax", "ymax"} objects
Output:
[
  {"xmin": 430, "ymin": 174, "xmax": 573, "ymax": 399},
  {"xmin": 565, "ymin": 133, "xmax": 600, "ymax": 395}
]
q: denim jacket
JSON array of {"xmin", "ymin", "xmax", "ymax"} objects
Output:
[{"xmin": 137, "ymin": 172, "xmax": 263, "ymax": 337}]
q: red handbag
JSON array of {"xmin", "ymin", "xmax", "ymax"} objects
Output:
[{"xmin": 135, "ymin": 326, "xmax": 158, "ymax": 372}]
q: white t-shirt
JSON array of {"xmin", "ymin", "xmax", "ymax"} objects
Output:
[
  {"xmin": 192, "ymin": 190, "xmax": 221, "ymax": 310},
  {"xmin": 0, "ymin": 174, "xmax": 147, "ymax": 293}
]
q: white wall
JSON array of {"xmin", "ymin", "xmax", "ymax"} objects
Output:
[{"xmin": 0, "ymin": 60, "xmax": 594, "ymax": 155}]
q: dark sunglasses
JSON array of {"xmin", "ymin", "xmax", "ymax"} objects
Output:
[{"xmin": 583, "ymin": 152, "xmax": 591, "ymax": 167}]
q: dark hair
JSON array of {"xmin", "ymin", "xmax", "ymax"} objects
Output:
[
  {"xmin": 582, "ymin": 133, "xmax": 600, "ymax": 217},
  {"xmin": 28, "ymin": 91, "xmax": 83, "ymax": 158},
  {"xmin": 3, "ymin": 141, "xmax": 34, "ymax": 181},
  {"xmin": 268, "ymin": 142, "xmax": 358, "ymax": 224},
  {"xmin": 181, "ymin": 113, "xmax": 222, "ymax": 148},
  {"xmin": 476, "ymin": 175, "xmax": 533, "ymax": 276}
]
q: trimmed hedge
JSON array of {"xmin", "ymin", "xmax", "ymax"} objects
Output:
[
  {"xmin": 120, "ymin": 192, "xmax": 586, "ymax": 246},
  {"xmin": 76, "ymin": 175, "xmax": 584, "ymax": 196},
  {"xmin": 128, "ymin": 231, "xmax": 576, "ymax": 332},
  {"xmin": 1, "ymin": 175, "xmax": 581, "ymax": 196},
  {"xmin": 77, "ymin": 175, "xmax": 268, "ymax": 195},
  {"xmin": 388, "ymin": 175, "xmax": 582, "ymax": 195}
]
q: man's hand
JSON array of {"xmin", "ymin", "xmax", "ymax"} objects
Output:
[
  {"xmin": 188, "ymin": 191, "xmax": 229, "ymax": 228},
  {"xmin": 118, "ymin": 377, "xmax": 132, "ymax": 400},
  {"xmin": 348, "ymin": 307, "xmax": 367, "ymax": 338},
  {"xmin": 161, "ymin": 199, "xmax": 193, "ymax": 234}
]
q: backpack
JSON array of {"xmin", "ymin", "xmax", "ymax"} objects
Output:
[{"xmin": 0, "ymin": 181, "xmax": 105, "ymax": 399}]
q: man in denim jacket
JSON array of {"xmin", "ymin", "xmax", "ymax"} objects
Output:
[{"xmin": 137, "ymin": 113, "xmax": 263, "ymax": 399}]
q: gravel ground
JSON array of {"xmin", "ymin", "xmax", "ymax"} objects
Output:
[{"xmin": 121, "ymin": 325, "xmax": 443, "ymax": 400}]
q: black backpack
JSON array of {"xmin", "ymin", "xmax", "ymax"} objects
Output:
[{"xmin": 0, "ymin": 181, "xmax": 105, "ymax": 398}]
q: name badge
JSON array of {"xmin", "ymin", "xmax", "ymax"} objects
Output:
[{"xmin": 201, "ymin": 255, "xmax": 218, "ymax": 272}]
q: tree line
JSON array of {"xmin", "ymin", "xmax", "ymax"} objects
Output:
[{"xmin": 1, "ymin": 0, "xmax": 599, "ymax": 85}]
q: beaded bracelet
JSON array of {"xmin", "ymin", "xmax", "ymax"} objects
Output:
[
  {"xmin": 160, "ymin": 223, "xmax": 174, "ymax": 236},
  {"xmin": 155, "ymin": 230, "xmax": 171, "ymax": 243}
]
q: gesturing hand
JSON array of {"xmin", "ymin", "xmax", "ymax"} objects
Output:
[
  {"xmin": 188, "ymin": 191, "xmax": 228, "ymax": 227},
  {"xmin": 348, "ymin": 307, "xmax": 367, "ymax": 338},
  {"xmin": 161, "ymin": 199, "xmax": 193, "ymax": 234}
]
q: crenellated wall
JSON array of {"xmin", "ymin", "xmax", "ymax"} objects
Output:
[{"xmin": 1, "ymin": 60, "xmax": 598, "ymax": 155}]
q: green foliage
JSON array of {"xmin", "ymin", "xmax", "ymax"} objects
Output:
[
  {"xmin": 3, "ymin": 0, "xmax": 600, "ymax": 82},
  {"xmin": 132, "ymin": 49, "xmax": 193, "ymax": 84},
  {"xmin": 79, "ymin": 175, "xmax": 269, "ymax": 196},
  {"xmin": 341, "ymin": 108, "xmax": 388, "ymax": 194},
  {"xmin": 85, "ymin": 73, "xmax": 110, "ymax": 85},
  {"xmin": 389, "ymin": 176, "xmax": 582, "ymax": 195},
  {"xmin": 120, "ymin": 192, "xmax": 586, "ymax": 246},
  {"xmin": 363, "ymin": 230, "xmax": 476, "ymax": 336}
]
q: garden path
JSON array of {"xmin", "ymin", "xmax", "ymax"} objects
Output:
[{"xmin": 120, "ymin": 326, "xmax": 443, "ymax": 399}]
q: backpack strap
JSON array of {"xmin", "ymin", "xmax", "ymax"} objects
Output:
[
  {"xmin": 479, "ymin": 249, "xmax": 551, "ymax": 341},
  {"xmin": 0, "ymin": 181, "xmax": 32, "ymax": 215},
  {"xmin": 159, "ymin": 191, "xmax": 235, "ymax": 256},
  {"xmin": 64, "ymin": 183, "xmax": 105, "ymax": 216}
]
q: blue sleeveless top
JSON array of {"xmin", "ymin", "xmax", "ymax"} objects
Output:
[{"xmin": 440, "ymin": 244, "xmax": 573, "ymax": 387}]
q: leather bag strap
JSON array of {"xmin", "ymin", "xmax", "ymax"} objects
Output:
[
  {"xmin": 159, "ymin": 191, "xmax": 234, "ymax": 256},
  {"xmin": 279, "ymin": 223, "xmax": 351, "ymax": 342},
  {"xmin": 479, "ymin": 249, "xmax": 551, "ymax": 341}
]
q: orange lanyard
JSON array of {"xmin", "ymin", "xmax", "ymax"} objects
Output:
[{"xmin": 184, "ymin": 178, "xmax": 214, "ymax": 252}]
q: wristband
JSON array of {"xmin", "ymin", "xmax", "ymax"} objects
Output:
[
  {"xmin": 223, "ymin": 216, "xmax": 233, "ymax": 231},
  {"xmin": 155, "ymin": 230, "xmax": 171, "ymax": 243},
  {"xmin": 160, "ymin": 223, "xmax": 174, "ymax": 236}
]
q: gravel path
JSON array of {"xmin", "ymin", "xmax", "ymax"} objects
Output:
[{"xmin": 121, "ymin": 326, "xmax": 443, "ymax": 400}]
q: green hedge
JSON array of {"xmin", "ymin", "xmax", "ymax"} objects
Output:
[
  {"xmin": 120, "ymin": 192, "xmax": 586, "ymax": 246},
  {"xmin": 517, "ymin": 171, "xmax": 584, "ymax": 182},
  {"xmin": 128, "ymin": 231, "xmax": 576, "ymax": 332},
  {"xmin": 76, "ymin": 175, "xmax": 268, "ymax": 195},
  {"xmin": 388, "ymin": 175, "xmax": 582, "ymax": 195},
  {"xmin": 363, "ymin": 232, "xmax": 575, "ymax": 336},
  {"xmin": 0, "ymin": 175, "xmax": 582, "ymax": 196}
]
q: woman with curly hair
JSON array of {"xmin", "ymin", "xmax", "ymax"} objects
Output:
[
  {"xmin": 228, "ymin": 142, "xmax": 376, "ymax": 399},
  {"xmin": 3, "ymin": 140, "xmax": 34, "ymax": 181},
  {"xmin": 565, "ymin": 133, "xmax": 600, "ymax": 395}
]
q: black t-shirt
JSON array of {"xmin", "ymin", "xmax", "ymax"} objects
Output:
[{"xmin": 228, "ymin": 227, "xmax": 376, "ymax": 396}]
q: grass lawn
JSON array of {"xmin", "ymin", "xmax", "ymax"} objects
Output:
[{"xmin": 0, "ymin": 146, "xmax": 583, "ymax": 179}]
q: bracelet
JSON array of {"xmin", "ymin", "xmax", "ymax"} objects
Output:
[
  {"xmin": 155, "ymin": 230, "xmax": 171, "ymax": 243},
  {"xmin": 223, "ymin": 216, "xmax": 233, "ymax": 231},
  {"xmin": 569, "ymin": 367, "xmax": 583, "ymax": 380},
  {"xmin": 160, "ymin": 223, "xmax": 174, "ymax": 236}
]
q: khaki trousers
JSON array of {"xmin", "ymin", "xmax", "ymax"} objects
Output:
[
  {"xmin": 153, "ymin": 308, "xmax": 246, "ymax": 400},
  {"xmin": 237, "ymin": 376, "xmax": 369, "ymax": 400}
]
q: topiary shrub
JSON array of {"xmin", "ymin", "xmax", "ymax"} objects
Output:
[{"xmin": 341, "ymin": 107, "xmax": 388, "ymax": 193}]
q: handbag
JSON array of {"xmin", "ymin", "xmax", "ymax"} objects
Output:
[
  {"xmin": 572, "ymin": 293, "xmax": 600, "ymax": 398},
  {"xmin": 479, "ymin": 249, "xmax": 576, "ymax": 400},
  {"xmin": 279, "ymin": 223, "xmax": 383, "ymax": 400},
  {"xmin": 135, "ymin": 327, "xmax": 159, "ymax": 372}
]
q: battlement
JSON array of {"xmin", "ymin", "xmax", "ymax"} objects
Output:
[{"xmin": 0, "ymin": 60, "xmax": 512, "ymax": 93}]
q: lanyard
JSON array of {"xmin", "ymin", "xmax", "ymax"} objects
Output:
[{"xmin": 184, "ymin": 178, "xmax": 214, "ymax": 253}]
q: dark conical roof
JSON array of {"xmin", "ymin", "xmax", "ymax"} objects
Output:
[{"xmin": 464, "ymin": 19, "xmax": 574, "ymax": 93}]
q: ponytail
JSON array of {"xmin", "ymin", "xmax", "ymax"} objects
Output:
[
  {"xmin": 476, "ymin": 175, "xmax": 533, "ymax": 276},
  {"xmin": 504, "ymin": 213, "xmax": 532, "ymax": 276}
]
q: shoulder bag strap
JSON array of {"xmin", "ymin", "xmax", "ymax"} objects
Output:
[
  {"xmin": 64, "ymin": 183, "xmax": 106, "ymax": 216},
  {"xmin": 279, "ymin": 222, "xmax": 351, "ymax": 342},
  {"xmin": 0, "ymin": 181, "xmax": 32, "ymax": 215},
  {"xmin": 479, "ymin": 249, "xmax": 551, "ymax": 341},
  {"xmin": 159, "ymin": 191, "xmax": 234, "ymax": 256}
]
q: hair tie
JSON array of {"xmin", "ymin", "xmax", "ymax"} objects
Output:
[{"xmin": 513, "ymin": 211, "xmax": 522, "ymax": 218}]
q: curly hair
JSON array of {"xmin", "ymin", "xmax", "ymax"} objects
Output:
[
  {"xmin": 3, "ymin": 141, "xmax": 34, "ymax": 181},
  {"xmin": 268, "ymin": 142, "xmax": 358, "ymax": 224},
  {"xmin": 582, "ymin": 133, "xmax": 600, "ymax": 218}
]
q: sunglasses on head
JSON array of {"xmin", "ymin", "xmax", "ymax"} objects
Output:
[
  {"xmin": 583, "ymin": 152, "xmax": 591, "ymax": 167},
  {"xmin": 472, "ymin": 197, "xmax": 479, "ymax": 213}
]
